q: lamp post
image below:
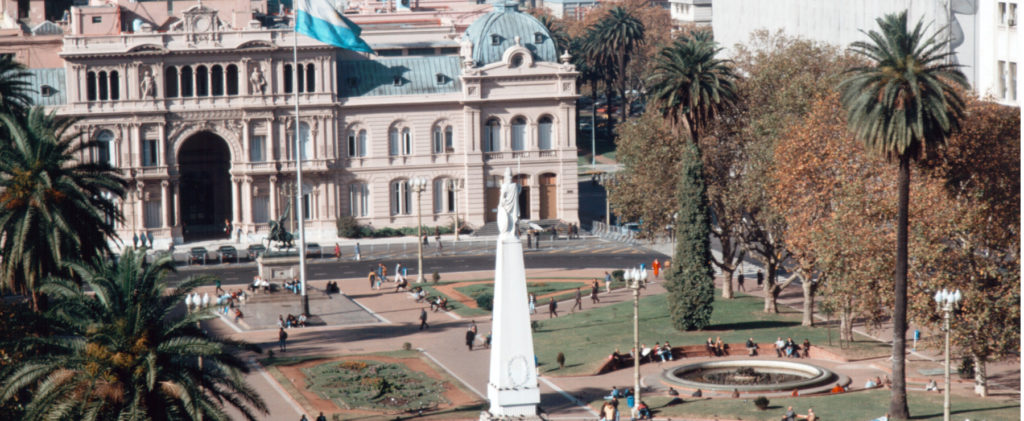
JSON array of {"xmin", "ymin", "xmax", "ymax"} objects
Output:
[
  {"xmin": 624, "ymin": 266, "xmax": 646, "ymax": 410},
  {"xmin": 446, "ymin": 178, "xmax": 464, "ymax": 241},
  {"xmin": 410, "ymin": 177, "xmax": 428, "ymax": 283},
  {"xmin": 934, "ymin": 288, "xmax": 962, "ymax": 421}
]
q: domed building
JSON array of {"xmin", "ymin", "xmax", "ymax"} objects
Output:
[{"xmin": 31, "ymin": 0, "xmax": 579, "ymax": 247}]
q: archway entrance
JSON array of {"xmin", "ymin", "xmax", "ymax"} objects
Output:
[
  {"xmin": 178, "ymin": 132, "xmax": 232, "ymax": 242},
  {"xmin": 514, "ymin": 174, "xmax": 530, "ymax": 220}
]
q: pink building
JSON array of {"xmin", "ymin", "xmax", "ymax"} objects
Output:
[{"xmin": 26, "ymin": 0, "xmax": 579, "ymax": 246}]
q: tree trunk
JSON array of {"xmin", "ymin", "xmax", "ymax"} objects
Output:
[
  {"xmin": 722, "ymin": 268, "xmax": 734, "ymax": 299},
  {"xmin": 763, "ymin": 261, "xmax": 779, "ymax": 313},
  {"xmin": 618, "ymin": 46, "xmax": 628, "ymax": 122},
  {"xmin": 889, "ymin": 155, "xmax": 911, "ymax": 420},
  {"xmin": 973, "ymin": 352, "xmax": 988, "ymax": 397},
  {"xmin": 801, "ymin": 278, "xmax": 815, "ymax": 327},
  {"xmin": 839, "ymin": 310, "xmax": 854, "ymax": 344}
]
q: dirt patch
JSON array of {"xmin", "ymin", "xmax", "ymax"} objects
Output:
[
  {"xmin": 271, "ymin": 354, "xmax": 481, "ymax": 419},
  {"xmin": 434, "ymin": 279, "xmax": 590, "ymax": 309}
]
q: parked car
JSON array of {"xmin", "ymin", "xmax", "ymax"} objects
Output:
[
  {"xmin": 247, "ymin": 244, "xmax": 266, "ymax": 260},
  {"xmin": 189, "ymin": 247, "xmax": 208, "ymax": 265},
  {"xmin": 218, "ymin": 245, "xmax": 238, "ymax": 263},
  {"xmin": 305, "ymin": 243, "xmax": 322, "ymax": 258},
  {"xmin": 621, "ymin": 223, "xmax": 641, "ymax": 234}
]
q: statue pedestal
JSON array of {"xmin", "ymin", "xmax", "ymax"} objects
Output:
[
  {"xmin": 256, "ymin": 255, "xmax": 299, "ymax": 282},
  {"xmin": 484, "ymin": 233, "xmax": 541, "ymax": 419}
]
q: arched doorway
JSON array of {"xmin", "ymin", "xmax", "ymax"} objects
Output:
[
  {"xmin": 513, "ymin": 174, "xmax": 530, "ymax": 220},
  {"xmin": 178, "ymin": 132, "xmax": 232, "ymax": 241},
  {"xmin": 539, "ymin": 173, "xmax": 557, "ymax": 220}
]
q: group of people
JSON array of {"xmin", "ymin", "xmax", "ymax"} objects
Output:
[
  {"xmin": 781, "ymin": 406, "xmax": 817, "ymax": 421},
  {"xmin": 774, "ymin": 337, "xmax": 810, "ymax": 358},
  {"xmin": 325, "ymin": 281, "xmax": 340, "ymax": 294},
  {"xmin": 367, "ymin": 262, "xmax": 411, "ymax": 291},
  {"xmin": 278, "ymin": 313, "xmax": 308, "ymax": 329},
  {"xmin": 600, "ymin": 387, "xmax": 651, "ymax": 421},
  {"xmin": 249, "ymin": 275, "xmax": 271, "ymax": 293},
  {"xmin": 463, "ymin": 321, "xmax": 490, "ymax": 350},
  {"xmin": 283, "ymin": 278, "xmax": 302, "ymax": 294},
  {"xmin": 705, "ymin": 336, "xmax": 729, "ymax": 356},
  {"xmin": 608, "ymin": 341, "xmax": 675, "ymax": 369}
]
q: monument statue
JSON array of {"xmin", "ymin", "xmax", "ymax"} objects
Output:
[
  {"xmin": 266, "ymin": 197, "xmax": 294, "ymax": 250},
  {"xmin": 250, "ymin": 65, "xmax": 267, "ymax": 95},
  {"xmin": 140, "ymin": 70, "xmax": 156, "ymax": 98},
  {"xmin": 496, "ymin": 168, "xmax": 519, "ymax": 237},
  {"xmin": 484, "ymin": 168, "xmax": 540, "ymax": 419}
]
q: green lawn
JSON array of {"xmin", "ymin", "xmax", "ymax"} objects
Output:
[
  {"xmin": 456, "ymin": 281, "xmax": 588, "ymax": 306},
  {"xmin": 593, "ymin": 390, "xmax": 1020, "ymax": 421},
  {"xmin": 533, "ymin": 290, "xmax": 889, "ymax": 376},
  {"xmin": 418, "ymin": 278, "xmax": 624, "ymax": 318}
]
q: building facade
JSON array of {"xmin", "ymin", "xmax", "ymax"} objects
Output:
[
  {"xmin": 711, "ymin": 0, "xmax": 1021, "ymax": 106},
  {"xmin": 43, "ymin": 1, "xmax": 579, "ymax": 247},
  {"xmin": 669, "ymin": 0, "xmax": 711, "ymax": 29}
]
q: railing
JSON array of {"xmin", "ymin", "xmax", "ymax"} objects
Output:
[
  {"xmin": 137, "ymin": 166, "xmax": 167, "ymax": 176},
  {"xmin": 538, "ymin": 150, "xmax": 557, "ymax": 158}
]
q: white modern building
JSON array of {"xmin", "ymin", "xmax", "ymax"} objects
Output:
[
  {"xmin": 712, "ymin": 0, "xmax": 1021, "ymax": 106},
  {"xmin": 541, "ymin": 0, "xmax": 601, "ymax": 20},
  {"xmin": 669, "ymin": 0, "xmax": 712, "ymax": 29}
]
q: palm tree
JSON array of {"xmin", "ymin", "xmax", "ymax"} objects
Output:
[
  {"xmin": 0, "ymin": 54, "xmax": 33, "ymax": 116},
  {"xmin": 536, "ymin": 14, "xmax": 569, "ymax": 55},
  {"xmin": 0, "ymin": 107, "xmax": 127, "ymax": 311},
  {"xmin": 839, "ymin": 11, "xmax": 967, "ymax": 419},
  {"xmin": 647, "ymin": 29, "xmax": 738, "ymax": 144},
  {"xmin": 0, "ymin": 250, "xmax": 268, "ymax": 420},
  {"xmin": 585, "ymin": 6, "xmax": 644, "ymax": 122}
]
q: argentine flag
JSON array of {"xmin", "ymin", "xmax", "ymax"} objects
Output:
[{"xmin": 295, "ymin": 0, "xmax": 374, "ymax": 53}]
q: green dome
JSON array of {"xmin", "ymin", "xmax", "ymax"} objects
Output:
[{"xmin": 463, "ymin": 1, "xmax": 558, "ymax": 66}]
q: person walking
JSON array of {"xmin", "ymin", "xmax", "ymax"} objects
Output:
[
  {"xmin": 418, "ymin": 307, "xmax": 429, "ymax": 330},
  {"xmin": 526, "ymin": 230, "xmax": 533, "ymax": 249},
  {"xmin": 334, "ymin": 243, "xmax": 341, "ymax": 261},
  {"xmin": 737, "ymin": 272, "xmax": 745, "ymax": 292},
  {"xmin": 604, "ymin": 271, "xmax": 612, "ymax": 294},
  {"xmin": 354, "ymin": 242, "xmax": 361, "ymax": 261},
  {"xmin": 465, "ymin": 321, "xmax": 477, "ymax": 351},
  {"xmin": 368, "ymin": 271, "xmax": 377, "ymax": 290},
  {"xmin": 299, "ymin": 414, "xmax": 308, "ymax": 421},
  {"xmin": 756, "ymin": 270, "xmax": 764, "ymax": 288},
  {"xmin": 528, "ymin": 293, "xmax": 536, "ymax": 314},
  {"xmin": 316, "ymin": 412, "xmax": 327, "ymax": 421},
  {"xmin": 591, "ymin": 279, "xmax": 601, "ymax": 304},
  {"xmin": 548, "ymin": 297, "xmax": 558, "ymax": 318},
  {"xmin": 652, "ymin": 259, "xmax": 661, "ymax": 279},
  {"xmin": 278, "ymin": 327, "xmax": 288, "ymax": 352},
  {"xmin": 571, "ymin": 287, "xmax": 583, "ymax": 312}
]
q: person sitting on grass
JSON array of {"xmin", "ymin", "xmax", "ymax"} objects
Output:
[
  {"xmin": 796, "ymin": 408, "xmax": 817, "ymax": 421},
  {"xmin": 925, "ymin": 379, "xmax": 939, "ymax": 392},
  {"xmin": 830, "ymin": 383, "xmax": 845, "ymax": 394},
  {"xmin": 438, "ymin": 297, "xmax": 449, "ymax": 311},
  {"xmin": 636, "ymin": 400, "xmax": 651, "ymax": 420}
]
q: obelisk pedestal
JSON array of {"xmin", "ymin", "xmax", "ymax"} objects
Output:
[{"xmin": 482, "ymin": 169, "xmax": 542, "ymax": 420}]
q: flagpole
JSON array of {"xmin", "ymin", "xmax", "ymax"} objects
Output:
[{"xmin": 293, "ymin": 19, "xmax": 310, "ymax": 316}]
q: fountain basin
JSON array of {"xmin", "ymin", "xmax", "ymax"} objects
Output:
[{"xmin": 661, "ymin": 360, "xmax": 837, "ymax": 393}]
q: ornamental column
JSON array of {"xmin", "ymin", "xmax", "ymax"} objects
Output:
[
  {"xmin": 172, "ymin": 181, "xmax": 180, "ymax": 227},
  {"xmin": 231, "ymin": 177, "xmax": 240, "ymax": 224},
  {"xmin": 269, "ymin": 175, "xmax": 279, "ymax": 220},
  {"xmin": 135, "ymin": 182, "xmax": 145, "ymax": 231},
  {"xmin": 160, "ymin": 180, "xmax": 170, "ymax": 228},
  {"xmin": 242, "ymin": 177, "xmax": 253, "ymax": 225}
]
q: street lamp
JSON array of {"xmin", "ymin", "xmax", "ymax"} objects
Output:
[
  {"xmin": 934, "ymin": 288, "xmax": 962, "ymax": 421},
  {"xmin": 445, "ymin": 178, "xmax": 464, "ymax": 241},
  {"xmin": 410, "ymin": 177, "xmax": 428, "ymax": 283},
  {"xmin": 624, "ymin": 266, "xmax": 647, "ymax": 412}
]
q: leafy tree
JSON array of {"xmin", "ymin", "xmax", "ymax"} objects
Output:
[
  {"xmin": 839, "ymin": 11, "xmax": 968, "ymax": 419},
  {"xmin": 0, "ymin": 107, "xmax": 127, "ymax": 311},
  {"xmin": 664, "ymin": 142, "xmax": 714, "ymax": 330},
  {"xmin": 0, "ymin": 250, "xmax": 268, "ymax": 420},
  {"xmin": 585, "ymin": 6, "xmax": 644, "ymax": 121},
  {"xmin": 0, "ymin": 55, "xmax": 32, "ymax": 117},
  {"xmin": 534, "ymin": 13, "xmax": 570, "ymax": 54}
]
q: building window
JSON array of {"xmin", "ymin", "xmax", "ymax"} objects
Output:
[
  {"xmin": 180, "ymin": 66, "xmax": 194, "ymax": 97},
  {"xmin": 349, "ymin": 182, "xmax": 369, "ymax": 217},
  {"xmin": 389, "ymin": 127, "xmax": 400, "ymax": 156},
  {"xmin": 283, "ymin": 64, "xmax": 293, "ymax": 93},
  {"xmin": 302, "ymin": 193, "xmax": 311, "ymax": 220},
  {"xmin": 511, "ymin": 117, "xmax": 526, "ymax": 151},
  {"xmin": 141, "ymin": 139, "xmax": 158, "ymax": 167},
  {"xmin": 534, "ymin": 32, "xmax": 544, "ymax": 44},
  {"xmin": 108, "ymin": 71, "xmax": 119, "ymax": 100},
  {"xmin": 93, "ymin": 130, "xmax": 115, "ymax": 166},
  {"xmin": 144, "ymin": 200, "xmax": 162, "ymax": 228},
  {"xmin": 1010, "ymin": 62, "xmax": 1018, "ymax": 101},
  {"xmin": 538, "ymin": 115, "xmax": 553, "ymax": 150},
  {"xmin": 435, "ymin": 73, "xmax": 446, "ymax": 85},
  {"xmin": 98, "ymin": 71, "xmax": 108, "ymax": 100},
  {"xmin": 484, "ymin": 118, "xmax": 501, "ymax": 152},
  {"xmin": 299, "ymin": 122, "xmax": 311, "ymax": 160},
  {"xmin": 226, "ymin": 64, "xmax": 239, "ymax": 95},
  {"xmin": 305, "ymin": 63, "xmax": 315, "ymax": 92},
  {"xmin": 211, "ymin": 65, "xmax": 224, "ymax": 96},
  {"xmin": 401, "ymin": 128, "xmax": 412, "ymax": 155},
  {"xmin": 87, "ymin": 71, "xmax": 97, "ymax": 101},
  {"xmin": 998, "ymin": 60, "xmax": 1007, "ymax": 99},
  {"xmin": 250, "ymin": 135, "xmax": 265, "ymax": 162},
  {"xmin": 196, "ymin": 65, "xmax": 209, "ymax": 97},
  {"xmin": 1000, "ymin": 2, "xmax": 1018, "ymax": 26},
  {"xmin": 348, "ymin": 129, "xmax": 367, "ymax": 157},
  {"xmin": 433, "ymin": 124, "xmax": 453, "ymax": 154},
  {"xmin": 92, "ymin": 16, "xmax": 102, "ymax": 23},
  {"xmin": 433, "ymin": 178, "xmax": 456, "ymax": 214},
  {"xmin": 165, "ymin": 67, "xmax": 178, "ymax": 98},
  {"xmin": 390, "ymin": 180, "xmax": 412, "ymax": 215},
  {"xmin": 252, "ymin": 196, "xmax": 269, "ymax": 223},
  {"xmin": 491, "ymin": 34, "xmax": 500, "ymax": 45},
  {"xmin": 41, "ymin": 85, "xmax": 55, "ymax": 97}
]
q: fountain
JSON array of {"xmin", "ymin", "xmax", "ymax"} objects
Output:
[{"xmin": 661, "ymin": 360, "xmax": 838, "ymax": 393}]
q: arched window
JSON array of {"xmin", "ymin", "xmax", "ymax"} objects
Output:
[
  {"xmin": 180, "ymin": 66, "xmax": 194, "ymax": 97},
  {"xmin": 484, "ymin": 118, "xmax": 501, "ymax": 152},
  {"xmin": 283, "ymin": 64, "xmax": 293, "ymax": 94},
  {"xmin": 98, "ymin": 71, "xmax": 108, "ymax": 100},
  {"xmin": 538, "ymin": 115, "xmax": 553, "ymax": 150},
  {"xmin": 109, "ymin": 71, "xmax": 119, "ymax": 100},
  {"xmin": 299, "ymin": 122, "xmax": 312, "ymax": 160},
  {"xmin": 444, "ymin": 126, "xmax": 453, "ymax": 152},
  {"xmin": 93, "ymin": 130, "xmax": 115, "ymax": 166},
  {"xmin": 297, "ymin": 64, "xmax": 305, "ymax": 93},
  {"xmin": 390, "ymin": 179, "xmax": 412, "ymax": 215},
  {"xmin": 349, "ymin": 182, "xmax": 369, "ymax": 217},
  {"xmin": 86, "ymin": 71, "xmax": 97, "ymax": 101},
  {"xmin": 433, "ymin": 178, "xmax": 456, "ymax": 214},
  {"xmin": 225, "ymin": 64, "xmax": 239, "ymax": 95},
  {"xmin": 347, "ymin": 128, "xmax": 368, "ymax": 157},
  {"xmin": 511, "ymin": 117, "xmax": 526, "ymax": 151},
  {"xmin": 165, "ymin": 67, "xmax": 178, "ymax": 98},
  {"xmin": 433, "ymin": 123, "xmax": 454, "ymax": 154},
  {"xmin": 211, "ymin": 65, "xmax": 224, "ymax": 96},
  {"xmin": 305, "ymin": 63, "xmax": 315, "ymax": 92},
  {"xmin": 433, "ymin": 125, "xmax": 443, "ymax": 154},
  {"xmin": 196, "ymin": 65, "xmax": 209, "ymax": 97},
  {"xmin": 389, "ymin": 127, "xmax": 399, "ymax": 156},
  {"xmin": 401, "ymin": 128, "xmax": 412, "ymax": 155},
  {"xmin": 358, "ymin": 130, "xmax": 367, "ymax": 157}
]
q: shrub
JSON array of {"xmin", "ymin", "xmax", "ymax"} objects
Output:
[
  {"xmin": 402, "ymin": 342, "xmax": 412, "ymax": 351},
  {"xmin": 475, "ymin": 293, "xmax": 493, "ymax": 311},
  {"xmin": 753, "ymin": 396, "xmax": 769, "ymax": 410},
  {"xmin": 611, "ymin": 270, "xmax": 625, "ymax": 282},
  {"xmin": 556, "ymin": 352, "xmax": 565, "ymax": 369},
  {"xmin": 336, "ymin": 216, "xmax": 362, "ymax": 238},
  {"xmin": 431, "ymin": 271, "xmax": 441, "ymax": 284},
  {"xmin": 958, "ymin": 356, "xmax": 975, "ymax": 379},
  {"xmin": 340, "ymin": 361, "xmax": 368, "ymax": 371},
  {"xmin": 372, "ymin": 227, "xmax": 404, "ymax": 238}
]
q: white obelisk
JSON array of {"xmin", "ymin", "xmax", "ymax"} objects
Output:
[{"xmin": 484, "ymin": 168, "xmax": 541, "ymax": 419}]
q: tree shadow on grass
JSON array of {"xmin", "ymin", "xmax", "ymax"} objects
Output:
[
  {"xmin": 708, "ymin": 320, "xmax": 801, "ymax": 331},
  {"xmin": 910, "ymin": 404, "xmax": 1021, "ymax": 420}
]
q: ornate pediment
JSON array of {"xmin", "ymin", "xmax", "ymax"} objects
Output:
[{"xmin": 181, "ymin": 5, "xmax": 223, "ymax": 46}]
